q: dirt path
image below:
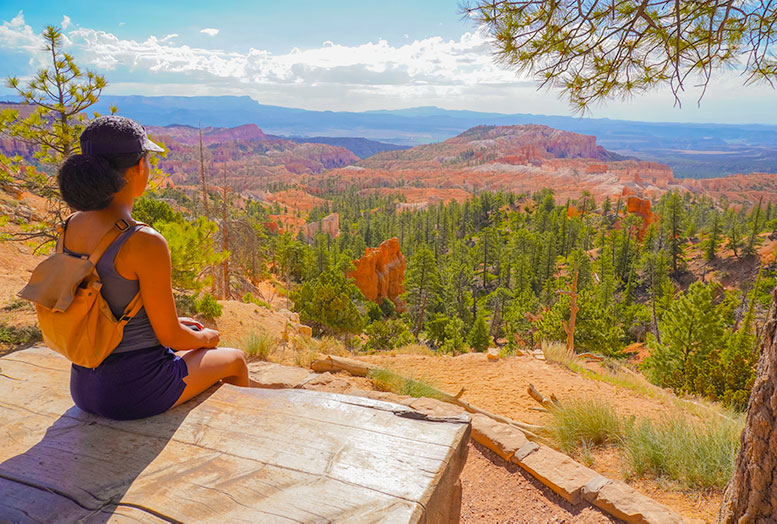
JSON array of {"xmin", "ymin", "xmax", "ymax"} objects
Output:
[
  {"xmin": 462, "ymin": 442, "xmax": 618, "ymax": 523},
  {"xmin": 357, "ymin": 352, "xmax": 720, "ymax": 522}
]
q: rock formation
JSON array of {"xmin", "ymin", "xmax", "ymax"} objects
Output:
[
  {"xmin": 625, "ymin": 196, "xmax": 655, "ymax": 239},
  {"xmin": 303, "ymin": 213, "xmax": 339, "ymax": 241},
  {"xmin": 348, "ymin": 238, "xmax": 406, "ymax": 311}
]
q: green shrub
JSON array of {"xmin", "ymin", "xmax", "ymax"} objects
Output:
[
  {"xmin": 364, "ymin": 319, "xmax": 414, "ymax": 352},
  {"xmin": 242, "ymin": 292, "xmax": 270, "ymax": 309},
  {"xmin": 196, "ymin": 293, "xmax": 222, "ymax": 320},
  {"xmin": 174, "ymin": 293, "xmax": 198, "ymax": 317},
  {"xmin": 468, "ymin": 314, "xmax": 491, "ymax": 352}
]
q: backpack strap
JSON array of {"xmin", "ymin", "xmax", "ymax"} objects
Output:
[
  {"xmin": 88, "ymin": 218, "xmax": 137, "ymax": 265},
  {"xmin": 119, "ymin": 290, "xmax": 144, "ymax": 324},
  {"xmin": 55, "ymin": 214, "xmax": 77, "ymax": 255}
]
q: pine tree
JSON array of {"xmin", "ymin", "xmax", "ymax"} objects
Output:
[
  {"xmin": 468, "ymin": 314, "xmax": 491, "ymax": 352},
  {"xmin": 403, "ymin": 246, "xmax": 441, "ymax": 338},
  {"xmin": 704, "ymin": 210, "xmax": 721, "ymax": 262},
  {"xmin": 644, "ymin": 281, "xmax": 726, "ymax": 393},
  {"xmin": 1, "ymin": 25, "xmax": 109, "ymax": 242}
]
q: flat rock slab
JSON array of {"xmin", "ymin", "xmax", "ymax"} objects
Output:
[
  {"xmin": 0, "ymin": 347, "xmax": 470, "ymax": 523},
  {"xmin": 247, "ymin": 360, "xmax": 315, "ymax": 388}
]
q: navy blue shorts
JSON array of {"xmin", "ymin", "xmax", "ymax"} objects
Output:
[{"xmin": 70, "ymin": 345, "xmax": 189, "ymax": 420}]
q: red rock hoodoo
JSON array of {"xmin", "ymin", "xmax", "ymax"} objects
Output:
[
  {"xmin": 626, "ymin": 196, "xmax": 655, "ymax": 239},
  {"xmin": 348, "ymin": 238, "xmax": 406, "ymax": 312}
]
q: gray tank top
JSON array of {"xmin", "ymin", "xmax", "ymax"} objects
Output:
[{"xmin": 65, "ymin": 224, "xmax": 161, "ymax": 353}]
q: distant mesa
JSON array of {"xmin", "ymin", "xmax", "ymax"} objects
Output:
[{"xmin": 348, "ymin": 238, "xmax": 407, "ymax": 312}]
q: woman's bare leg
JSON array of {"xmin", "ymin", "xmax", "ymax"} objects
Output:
[{"xmin": 172, "ymin": 347, "xmax": 249, "ymax": 407}]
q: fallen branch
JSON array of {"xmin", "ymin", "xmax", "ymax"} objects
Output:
[{"xmin": 528, "ymin": 383, "xmax": 561, "ymax": 409}]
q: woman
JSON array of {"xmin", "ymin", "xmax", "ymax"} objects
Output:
[{"xmin": 58, "ymin": 115, "xmax": 249, "ymax": 420}]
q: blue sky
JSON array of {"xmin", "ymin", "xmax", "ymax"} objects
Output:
[{"xmin": 1, "ymin": 1, "xmax": 776, "ymax": 124}]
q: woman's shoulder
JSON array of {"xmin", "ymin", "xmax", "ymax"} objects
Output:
[{"xmin": 123, "ymin": 223, "xmax": 168, "ymax": 257}]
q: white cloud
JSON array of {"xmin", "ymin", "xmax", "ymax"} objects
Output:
[
  {"xmin": 200, "ymin": 28, "xmax": 219, "ymax": 37},
  {"xmin": 61, "ymin": 15, "xmax": 71, "ymax": 30},
  {"xmin": 0, "ymin": 12, "xmax": 43, "ymax": 54},
  {"xmin": 1, "ymin": 12, "xmax": 773, "ymax": 122}
]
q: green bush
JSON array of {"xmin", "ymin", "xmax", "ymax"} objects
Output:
[
  {"xmin": 364, "ymin": 319, "xmax": 414, "ymax": 352},
  {"xmin": 468, "ymin": 314, "xmax": 491, "ymax": 352},
  {"xmin": 196, "ymin": 293, "xmax": 222, "ymax": 320},
  {"xmin": 174, "ymin": 293, "xmax": 198, "ymax": 317},
  {"xmin": 242, "ymin": 292, "xmax": 270, "ymax": 309}
]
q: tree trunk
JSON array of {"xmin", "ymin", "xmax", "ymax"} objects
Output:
[{"xmin": 717, "ymin": 287, "xmax": 777, "ymax": 523}]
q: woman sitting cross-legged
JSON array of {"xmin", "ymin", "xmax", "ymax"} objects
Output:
[{"xmin": 57, "ymin": 115, "xmax": 250, "ymax": 420}]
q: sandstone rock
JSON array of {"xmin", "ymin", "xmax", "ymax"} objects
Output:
[
  {"xmin": 405, "ymin": 397, "xmax": 466, "ymax": 417},
  {"xmin": 303, "ymin": 212, "xmax": 340, "ymax": 241},
  {"xmin": 348, "ymin": 237, "xmax": 407, "ymax": 311},
  {"xmin": 582, "ymin": 477, "xmax": 685, "ymax": 524},
  {"xmin": 469, "ymin": 414, "xmax": 529, "ymax": 462},
  {"xmin": 513, "ymin": 445, "xmax": 602, "ymax": 504},
  {"xmin": 486, "ymin": 348, "xmax": 500, "ymax": 361},
  {"xmin": 247, "ymin": 362, "xmax": 314, "ymax": 389},
  {"xmin": 300, "ymin": 372, "xmax": 360, "ymax": 394},
  {"xmin": 626, "ymin": 196, "xmax": 655, "ymax": 239}
]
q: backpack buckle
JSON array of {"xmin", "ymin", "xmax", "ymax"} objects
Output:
[{"xmin": 115, "ymin": 219, "xmax": 131, "ymax": 232}]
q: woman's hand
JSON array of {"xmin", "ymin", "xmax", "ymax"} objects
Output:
[
  {"xmin": 200, "ymin": 328, "xmax": 220, "ymax": 348},
  {"xmin": 179, "ymin": 317, "xmax": 204, "ymax": 330}
]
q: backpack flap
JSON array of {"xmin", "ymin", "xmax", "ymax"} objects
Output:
[{"xmin": 19, "ymin": 254, "xmax": 95, "ymax": 312}]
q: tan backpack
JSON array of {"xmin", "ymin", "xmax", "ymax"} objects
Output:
[{"xmin": 19, "ymin": 217, "xmax": 146, "ymax": 368}]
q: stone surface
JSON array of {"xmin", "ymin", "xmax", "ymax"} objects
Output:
[
  {"xmin": 582, "ymin": 477, "xmax": 685, "ymax": 524},
  {"xmin": 0, "ymin": 347, "xmax": 471, "ymax": 523},
  {"xmin": 247, "ymin": 361, "xmax": 314, "ymax": 389},
  {"xmin": 404, "ymin": 397, "xmax": 467, "ymax": 417},
  {"xmin": 348, "ymin": 237, "xmax": 407, "ymax": 311},
  {"xmin": 469, "ymin": 413, "xmax": 529, "ymax": 462},
  {"xmin": 513, "ymin": 444, "xmax": 603, "ymax": 505}
]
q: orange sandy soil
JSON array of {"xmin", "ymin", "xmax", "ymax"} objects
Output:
[{"xmin": 356, "ymin": 352, "xmax": 721, "ymax": 523}]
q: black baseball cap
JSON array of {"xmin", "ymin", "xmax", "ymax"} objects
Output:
[{"xmin": 80, "ymin": 115, "xmax": 164, "ymax": 156}]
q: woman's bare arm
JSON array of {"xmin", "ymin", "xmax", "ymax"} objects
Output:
[{"xmin": 119, "ymin": 227, "xmax": 219, "ymax": 350}]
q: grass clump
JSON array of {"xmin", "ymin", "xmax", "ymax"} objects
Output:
[
  {"xmin": 239, "ymin": 331, "xmax": 278, "ymax": 361},
  {"xmin": 545, "ymin": 395, "xmax": 743, "ymax": 491},
  {"xmin": 546, "ymin": 398, "xmax": 623, "ymax": 453},
  {"xmin": 542, "ymin": 341, "xmax": 585, "ymax": 372},
  {"xmin": 0, "ymin": 322, "xmax": 42, "ymax": 347},
  {"xmin": 368, "ymin": 367, "xmax": 444, "ymax": 399},
  {"xmin": 294, "ymin": 336, "xmax": 349, "ymax": 368},
  {"xmin": 2, "ymin": 298, "xmax": 30, "ymax": 312},
  {"xmin": 623, "ymin": 416, "xmax": 741, "ymax": 490}
]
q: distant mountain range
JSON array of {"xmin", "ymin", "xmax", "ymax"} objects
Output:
[
  {"xmin": 76, "ymin": 95, "xmax": 777, "ymax": 179},
  {"xmin": 2, "ymin": 94, "xmax": 776, "ymax": 178}
]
